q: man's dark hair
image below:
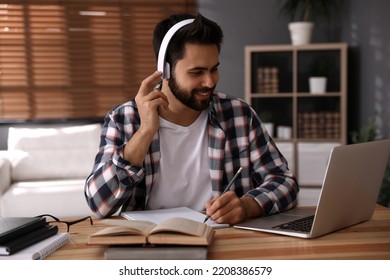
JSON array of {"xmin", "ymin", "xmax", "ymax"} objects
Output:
[{"xmin": 153, "ymin": 13, "xmax": 223, "ymax": 72}]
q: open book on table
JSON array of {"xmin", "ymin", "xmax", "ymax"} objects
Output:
[{"xmin": 88, "ymin": 217, "xmax": 215, "ymax": 246}]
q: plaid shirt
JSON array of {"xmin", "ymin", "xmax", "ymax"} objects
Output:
[{"xmin": 85, "ymin": 91, "xmax": 299, "ymax": 218}]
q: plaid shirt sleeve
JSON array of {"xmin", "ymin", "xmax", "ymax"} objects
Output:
[
  {"xmin": 209, "ymin": 92, "xmax": 299, "ymax": 216},
  {"xmin": 245, "ymin": 105, "xmax": 299, "ymax": 215},
  {"xmin": 84, "ymin": 102, "xmax": 146, "ymax": 218}
]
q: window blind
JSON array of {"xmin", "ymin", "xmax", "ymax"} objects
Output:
[{"xmin": 0, "ymin": 0, "xmax": 197, "ymax": 120}]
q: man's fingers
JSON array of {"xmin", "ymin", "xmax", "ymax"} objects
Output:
[
  {"xmin": 148, "ymin": 89, "xmax": 169, "ymax": 103},
  {"xmin": 205, "ymin": 192, "xmax": 247, "ymax": 224},
  {"xmin": 138, "ymin": 71, "xmax": 162, "ymax": 96},
  {"xmin": 139, "ymin": 89, "xmax": 169, "ymax": 109},
  {"xmin": 145, "ymin": 97, "xmax": 169, "ymax": 111},
  {"xmin": 205, "ymin": 192, "xmax": 233, "ymax": 217}
]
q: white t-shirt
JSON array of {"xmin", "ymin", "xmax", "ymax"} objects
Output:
[{"xmin": 146, "ymin": 109, "xmax": 212, "ymax": 211}]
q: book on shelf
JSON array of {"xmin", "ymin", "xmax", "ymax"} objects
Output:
[
  {"xmin": 121, "ymin": 206, "xmax": 229, "ymax": 229},
  {"xmin": 88, "ymin": 217, "xmax": 215, "ymax": 246},
  {"xmin": 0, "ymin": 216, "xmax": 47, "ymax": 244},
  {"xmin": 0, "ymin": 233, "xmax": 70, "ymax": 260},
  {"xmin": 256, "ymin": 67, "xmax": 279, "ymax": 93},
  {"xmin": 298, "ymin": 111, "xmax": 341, "ymax": 139},
  {"xmin": 0, "ymin": 225, "xmax": 58, "ymax": 255},
  {"xmin": 105, "ymin": 245, "xmax": 208, "ymax": 260}
]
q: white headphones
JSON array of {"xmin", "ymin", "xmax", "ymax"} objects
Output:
[{"xmin": 157, "ymin": 18, "xmax": 195, "ymax": 80}]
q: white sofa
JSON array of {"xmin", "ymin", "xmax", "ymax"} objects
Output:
[{"xmin": 0, "ymin": 123, "xmax": 102, "ymax": 218}]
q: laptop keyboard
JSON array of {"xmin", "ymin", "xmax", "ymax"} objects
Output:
[{"xmin": 272, "ymin": 215, "xmax": 315, "ymax": 233}]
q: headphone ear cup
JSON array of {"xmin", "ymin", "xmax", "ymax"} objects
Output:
[{"xmin": 164, "ymin": 62, "xmax": 171, "ymax": 80}]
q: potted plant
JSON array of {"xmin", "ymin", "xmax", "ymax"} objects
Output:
[
  {"xmin": 278, "ymin": 0, "xmax": 342, "ymax": 45},
  {"xmin": 309, "ymin": 59, "xmax": 329, "ymax": 94}
]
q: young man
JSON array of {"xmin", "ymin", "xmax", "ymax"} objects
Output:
[{"xmin": 84, "ymin": 13, "xmax": 299, "ymax": 224}]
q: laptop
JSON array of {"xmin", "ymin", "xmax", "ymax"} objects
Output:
[{"xmin": 234, "ymin": 139, "xmax": 390, "ymax": 238}]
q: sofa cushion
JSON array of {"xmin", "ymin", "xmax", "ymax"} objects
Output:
[
  {"xmin": 0, "ymin": 155, "xmax": 11, "ymax": 196},
  {"xmin": 0, "ymin": 179, "xmax": 93, "ymax": 217},
  {"xmin": 7, "ymin": 124, "xmax": 101, "ymax": 181}
]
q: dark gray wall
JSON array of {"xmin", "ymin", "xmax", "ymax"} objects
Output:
[
  {"xmin": 340, "ymin": 0, "xmax": 390, "ymax": 140},
  {"xmin": 198, "ymin": 0, "xmax": 390, "ymax": 141}
]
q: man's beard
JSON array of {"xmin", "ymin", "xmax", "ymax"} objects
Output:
[{"xmin": 168, "ymin": 76, "xmax": 214, "ymax": 111}]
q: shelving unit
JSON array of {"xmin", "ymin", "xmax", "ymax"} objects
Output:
[{"xmin": 245, "ymin": 43, "xmax": 347, "ymax": 196}]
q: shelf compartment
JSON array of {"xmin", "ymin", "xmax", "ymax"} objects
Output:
[
  {"xmin": 297, "ymin": 50, "xmax": 341, "ymax": 93},
  {"xmin": 250, "ymin": 51, "xmax": 293, "ymax": 93},
  {"xmin": 297, "ymin": 96, "xmax": 341, "ymax": 140},
  {"xmin": 251, "ymin": 97, "xmax": 293, "ymax": 138}
]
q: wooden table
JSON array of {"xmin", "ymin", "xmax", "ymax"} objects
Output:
[{"xmin": 47, "ymin": 205, "xmax": 390, "ymax": 260}]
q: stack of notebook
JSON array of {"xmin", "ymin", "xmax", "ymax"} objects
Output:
[{"xmin": 0, "ymin": 217, "xmax": 69, "ymax": 260}]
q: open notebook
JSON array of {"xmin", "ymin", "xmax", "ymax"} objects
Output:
[
  {"xmin": 121, "ymin": 207, "xmax": 229, "ymax": 229},
  {"xmin": 235, "ymin": 139, "xmax": 390, "ymax": 238}
]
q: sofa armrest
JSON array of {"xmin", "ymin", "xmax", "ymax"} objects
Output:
[{"xmin": 0, "ymin": 152, "xmax": 11, "ymax": 195}]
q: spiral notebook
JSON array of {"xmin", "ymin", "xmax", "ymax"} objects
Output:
[{"xmin": 0, "ymin": 233, "xmax": 70, "ymax": 260}]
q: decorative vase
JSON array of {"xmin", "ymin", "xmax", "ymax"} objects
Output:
[
  {"xmin": 288, "ymin": 22, "xmax": 314, "ymax": 45},
  {"xmin": 309, "ymin": 77, "xmax": 327, "ymax": 94}
]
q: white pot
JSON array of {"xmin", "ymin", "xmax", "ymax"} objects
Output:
[
  {"xmin": 277, "ymin": 126, "xmax": 292, "ymax": 139},
  {"xmin": 288, "ymin": 22, "xmax": 314, "ymax": 45},
  {"xmin": 309, "ymin": 77, "xmax": 327, "ymax": 94}
]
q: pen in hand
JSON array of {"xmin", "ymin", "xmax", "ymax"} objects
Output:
[{"xmin": 203, "ymin": 167, "xmax": 243, "ymax": 223}]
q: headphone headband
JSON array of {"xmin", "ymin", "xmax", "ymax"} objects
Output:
[{"xmin": 157, "ymin": 18, "xmax": 195, "ymax": 79}]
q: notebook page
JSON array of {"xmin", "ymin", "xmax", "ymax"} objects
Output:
[{"xmin": 121, "ymin": 207, "xmax": 229, "ymax": 228}]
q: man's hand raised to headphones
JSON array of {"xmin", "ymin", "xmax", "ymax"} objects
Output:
[
  {"xmin": 124, "ymin": 71, "xmax": 169, "ymax": 166},
  {"xmin": 135, "ymin": 71, "xmax": 169, "ymax": 135}
]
